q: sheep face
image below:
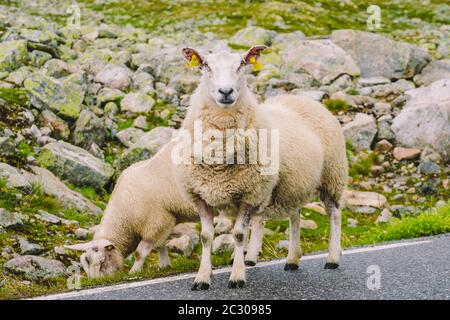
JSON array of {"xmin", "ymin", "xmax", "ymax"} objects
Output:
[
  {"xmin": 182, "ymin": 46, "xmax": 267, "ymax": 108},
  {"xmin": 65, "ymin": 239, "xmax": 124, "ymax": 278}
]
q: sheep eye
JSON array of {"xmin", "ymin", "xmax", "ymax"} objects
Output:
[
  {"xmin": 202, "ymin": 63, "xmax": 210, "ymax": 72},
  {"xmin": 237, "ymin": 60, "xmax": 246, "ymax": 71}
]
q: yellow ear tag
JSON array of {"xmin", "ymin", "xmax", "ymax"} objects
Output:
[
  {"xmin": 187, "ymin": 55, "xmax": 200, "ymax": 68},
  {"xmin": 249, "ymin": 56, "xmax": 263, "ymax": 72}
]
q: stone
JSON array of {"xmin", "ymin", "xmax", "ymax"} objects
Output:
[
  {"xmin": 352, "ymin": 206, "xmax": 377, "ymax": 214},
  {"xmin": 331, "ymin": 30, "xmax": 430, "ymax": 79},
  {"xmin": 358, "ymin": 77, "xmax": 391, "ymax": 87},
  {"xmin": 212, "ymin": 234, "xmax": 234, "ymax": 254},
  {"xmin": 230, "ymin": 26, "xmax": 276, "ymax": 47},
  {"xmin": 35, "ymin": 210, "xmax": 61, "ymax": 224},
  {"xmin": 37, "ymin": 109, "xmax": 70, "ymax": 140},
  {"xmin": 391, "ymin": 205, "xmax": 418, "ymax": 218},
  {"xmin": 343, "ymin": 190, "xmax": 387, "ymax": 209},
  {"xmin": 3, "ymin": 255, "xmax": 66, "ymax": 281},
  {"xmin": 96, "ymin": 87, "xmax": 125, "ymax": 106},
  {"xmin": 391, "ymin": 79, "xmax": 450, "ymax": 162},
  {"xmin": 72, "ymin": 109, "xmax": 107, "ymax": 149},
  {"xmin": 5, "ymin": 66, "xmax": 31, "ymax": 86},
  {"xmin": 420, "ymin": 146, "xmax": 443, "ymax": 164},
  {"xmin": 347, "ymin": 218, "xmax": 358, "ymax": 228},
  {"xmin": 0, "ymin": 137, "xmax": 15, "ymax": 156},
  {"xmin": 29, "ymin": 50, "xmax": 52, "ymax": 67},
  {"xmin": 303, "ymin": 202, "xmax": 326, "ymax": 215},
  {"xmin": 393, "ymin": 147, "xmax": 421, "ymax": 161},
  {"xmin": 0, "ymin": 162, "xmax": 31, "ymax": 189},
  {"xmin": 281, "ymin": 39, "xmax": 360, "ymax": 85},
  {"xmin": 37, "ymin": 141, "xmax": 114, "ymax": 189},
  {"xmin": 19, "ymin": 238, "xmax": 44, "ymax": 255},
  {"xmin": 374, "ymin": 140, "xmax": 393, "ymax": 153},
  {"xmin": 343, "ymin": 113, "xmax": 377, "ymax": 150},
  {"xmin": 171, "ymin": 223, "xmax": 199, "ymax": 246},
  {"xmin": 0, "ymin": 208, "xmax": 23, "ymax": 229},
  {"xmin": 120, "ymin": 91, "xmax": 155, "ymax": 114},
  {"xmin": 300, "ymin": 219, "xmax": 318, "ymax": 230},
  {"xmin": 0, "ymin": 40, "xmax": 28, "ymax": 72},
  {"xmin": 276, "ymin": 240, "xmax": 289, "ymax": 251},
  {"xmin": 167, "ymin": 235, "xmax": 194, "ymax": 257},
  {"xmin": 374, "ymin": 102, "xmax": 391, "ymax": 116},
  {"xmin": 133, "ymin": 116, "xmax": 148, "ymax": 130},
  {"xmin": 377, "ymin": 117, "xmax": 396, "ymax": 142},
  {"xmin": 24, "ymin": 73, "xmax": 85, "ymax": 119},
  {"xmin": 74, "ymin": 228, "xmax": 92, "ymax": 240},
  {"xmin": 418, "ymin": 161, "xmax": 441, "ymax": 175},
  {"xmin": 414, "ymin": 59, "xmax": 450, "ymax": 86},
  {"xmin": 94, "ymin": 64, "xmax": 131, "ymax": 90},
  {"xmin": 418, "ymin": 179, "xmax": 439, "ymax": 196},
  {"xmin": 21, "ymin": 166, "xmax": 102, "ymax": 214},
  {"xmin": 370, "ymin": 165, "xmax": 384, "ymax": 176},
  {"xmin": 116, "ymin": 128, "xmax": 145, "ymax": 148},
  {"xmin": 376, "ymin": 209, "xmax": 393, "ymax": 224},
  {"xmin": 214, "ymin": 214, "xmax": 234, "ymax": 235}
]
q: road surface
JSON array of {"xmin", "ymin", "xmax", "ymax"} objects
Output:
[{"xmin": 35, "ymin": 234, "xmax": 450, "ymax": 300}]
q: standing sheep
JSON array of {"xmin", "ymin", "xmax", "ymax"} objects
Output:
[
  {"xmin": 176, "ymin": 46, "xmax": 348, "ymax": 290},
  {"xmin": 65, "ymin": 141, "xmax": 265, "ymax": 278}
]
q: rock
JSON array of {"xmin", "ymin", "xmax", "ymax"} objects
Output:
[
  {"xmin": 393, "ymin": 147, "xmax": 421, "ymax": 161},
  {"xmin": 331, "ymin": 30, "xmax": 430, "ymax": 79},
  {"xmin": 418, "ymin": 161, "xmax": 441, "ymax": 174},
  {"xmin": 212, "ymin": 234, "xmax": 234, "ymax": 254},
  {"xmin": 391, "ymin": 79, "xmax": 450, "ymax": 162},
  {"xmin": 73, "ymin": 109, "xmax": 107, "ymax": 149},
  {"xmin": 0, "ymin": 40, "xmax": 28, "ymax": 72},
  {"xmin": 0, "ymin": 208, "xmax": 23, "ymax": 229},
  {"xmin": 133, "ymin": 116, "xmax": 148, "ymax": 130},
  {"xmin": 435, "ymin": 200, "xmax": 446, "ymax": 208},
  {"xmin": 96, "ymin": 87, "xmax": 125, "ymax": 106},
  {"xmin": 170, "ymin": 223, "xmax": 199, "ymax": 246},
  {"xmin": 94, "ymin": 64, "xmax": 131, "ymax": 90},
  {"xmin": 358, "ymin": 77, "xmax": 391, "ymax": 87},
  {"xmin": 281, "ymin": 39, "xmax": 360, "ymax": 85},
  {"xmin": 347, "ymin": 218, "xmax": 358, "ymax": 227},
  {"xmin": 0, "ymin": 137, "xmax": 16, "ymax": 156},
  {"xmin": 292, "ymin": 90, "xmax": 327, "ymax": 101},
  {"xmin": 21, "ymin": 166, "xmax": 102, "ymax": 214},
  {"xmin": 374, "ymin": 102, "xmax": 391, "ymax": 116},
  {"xmin": 37, "ymin": 141, "xmax": 114, "ymax": 189},
  {"xmin": 230, "ymin": 26, "xmax": 276, "ymax": 47},
  {"xmin": 300, "ymin": 219, "xmax": 318, "ymax": 230},
  {"xmin": 370, "ymin": 165, "xmax": 384, "ymax": 176},
  {"xmin": 74, "ymin": 228, "xmax": 92, "ymax": 240},
  {"xmin": 167, "ymin": 235, "xmax": 194, "ymax": 257},
  {"xmin": 276, "ymin": 240, "xmax": 289, "ymax": 251},
  {"xmin": 214, "ymin": 214, "xmax": 234, "ymax": 235},
  {"xmin": 376, "ymin": 209, "xmax": 393, "ymax": 224},
  {"xmin": 116, "ymin": 126, "xmax": 175, "ymax": 171},
  {"xmin": 5, "ymin": 66, "xmax": 31, "ymax": 86},
  {"xmin": 343, "ymin": 113, "xmax": 377, "ymax": 150},
  {"xmin": 391, "ymin": 205, "xmax": 418, "ymax": 218},
  {"xmin": 414, "ymin": 59, "xmax": 450, "ymax": 86},
  {"xmin": 19, "ymin": 238, "xmax": 44, "ymax": 255},
  {"xmin": 418, "ymin": 178, "xmax": 439, "ymax": 196},
  {"xmin": 3, "ymin": 255, "xmax": 66, "ymax": 281},
  {"xmin": 377, "ymin": 116, "xmax": 396, "ymax": 142},
  {"xmin": 35, "ymin": 210, "xmax": 61, "ymax": 224},
  {"xmin": 420, "ymin": 146, "xmax": 443, "ymax": 164},
  {"xmin": 116, "ymin": 128, "xmax": 144, "ymax": 148},
  {"xmin": 24, "ymin": 73, "xmax": 85, "ymax": 119},
  {"xmin": 61, "ymin": 218, "xmax": 80, "ymax": 229},
  {"xmin": 343, "ymin": 190, "xmax": 387, "ymax": 209},
  {"xmin": 374, "ymin": 140, "xmax": 393, "ymax": 153},
  {"xmin": 352, "ymin": 206, "xmax": 377, "ymax": 214},
  {"xmin": 0, "ymin": 163, "xmax": 31, "ymax": 189},
  {"xmin": 303, "ymin": 202, "xmax": 326, "ymax": 215},
  {"xmin": 120, "ymin": 91, "xmax": 155, "ymax": 114},
  {"xmin": 42, "ymin": 59, "xmax": 74, "ymax": 78},
  {"xmin": 29, "ymin": 50, "xmax": 52, "ymax": 67},
  {"xmin": 37, "ymin": 109, "xmax": 70, "ymax": 140}
]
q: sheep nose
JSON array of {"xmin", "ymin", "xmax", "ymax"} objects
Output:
[{"xmin": 218, "ymin": 88, "xmax": 234, "ymax": 97}]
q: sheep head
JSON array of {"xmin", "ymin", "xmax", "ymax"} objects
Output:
[
  {"xmin": 65, "ymin": 239, "xmax": 124, "ymax": 278},
  {"xmin": 182, "ymin": 45, "xmax": 267, "ymax": 108}
]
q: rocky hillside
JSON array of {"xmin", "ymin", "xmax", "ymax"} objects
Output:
[{"xmin": 0, "ymin": 0, "xmax": 449, "ymax": 298}]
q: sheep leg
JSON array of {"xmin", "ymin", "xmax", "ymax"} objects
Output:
[
  {"xmin": 285, "ymin": 211, "xmax": 302, "ymax": 271},
  {"xmin": 130, "ymin": 240, "xmax": 153, "ymax": 273},
  {"xmin": 157, "ymin": 245, "xmax": 171, "ymax": 269},
  {"xmin": 192, "ymin": 199, "xmax": 214, "ymax": 291},
  {"xmin": 244, "ymin": 216, "xmax": 264, "ymax": 266},
  {"xmin": 229, "ymin": 202, "xmax": 256, "ymax": 289},
  {"xmin": 324, "ymin": 201, "xmax": 342, "ymax": 269}
]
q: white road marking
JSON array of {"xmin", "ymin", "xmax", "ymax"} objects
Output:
[{"xmin": 31, "ymin": 239, "xmax": 433, "ymax": 300}]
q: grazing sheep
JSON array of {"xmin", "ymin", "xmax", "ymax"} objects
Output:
[
  {"xmin": 65, "ymin": 141, "xmax": 265, "ymax": 278},
  {"xmin": 176, "ymin": 46, "xmax": 347, "ymax": 290}
]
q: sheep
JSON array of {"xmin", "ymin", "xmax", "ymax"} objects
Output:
[
  {"xmin": 65, "ymin": 141, "xmax": 266, "ymax": 278},
  {"xmin": 176, "ymin": 46, "xmax": 348, "ymax": 290}
]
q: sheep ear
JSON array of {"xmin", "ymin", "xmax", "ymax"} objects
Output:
[
  {"xmin": 98, "ymin": 239, "xmax": 116, "ymax": 251},
  {"xmin": 64, "ymin": 242, "xmax": 92, "ymax": 252},
  {"xmin": 182, "ymin": 47, "xmax": 204, "ymax": 68},
  {"xmin": 243, "ymin": 45, "xmax": 268, "ymax": 64}
]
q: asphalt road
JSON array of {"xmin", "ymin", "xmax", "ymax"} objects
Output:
[{"xmin": 37, "ymin": 234, "xmax": 450, "ymax": 300}]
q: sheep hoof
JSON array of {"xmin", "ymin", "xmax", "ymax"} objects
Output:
[
  {"xmin": 245, "ymin": 260, "xmax": 256, "ymax": 266},
  {"xmin": 284, "ymin": 263, "xmax": 299, "ymax": 271},
  {"xmin": 191, "ymin": 282, "xmax": 210, "ymax": 291},
  {"xmin": 324, "ymin": 262, "xmax": 339, "ymax": 269},
  {"xmin": 228, "ymin": 280, "xmax": 245, "ymax": 289}
]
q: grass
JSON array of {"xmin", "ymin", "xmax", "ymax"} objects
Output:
[
  {"xmin": 348, "ymin": 151, "xmax": 379, "ymax": 178},
  {"xmin": 323, "ymin": 99, "xmax": 351, "ymax": 113}
]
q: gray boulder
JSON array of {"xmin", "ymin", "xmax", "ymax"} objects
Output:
[
  {"xmin": 0, "ymin": 208, "xmax": 23, "ymax": 229},
  {"xmin": 4, "ymin": 255, "xmax": 66, "ymax": 281},
  {"xmin": 414, "ymin": 59, "xmax": 450, "ymax": 86},
  {"xmin": 38, "ymin": 109, "xmax": 70, "ymax": 140},
  {"xmin": 0, "ymin": 162, "xmax": 31, "ymax": 189},
  {"xmin": 0, "ymin": 40, "xmax": 28, "ymax": 72},
  {"xmin": 94, "ymin": 63, "xmax": 131, "ymax": 90},
  {"xmin": 343, "ymin": 113, "xmax": 377, "ymax": 150},
  {"xmin": 19, "ymin": 238, "xmax": 45, "ymax": 255},
  {"xmin": 331, "ymin": 30, "xmax": 430, "ymax": 79},
  {"xmin": 115, "ymin": 128, "xmax": 144, "ymax": 148},
  {"xmin": 229, "ymin": 26, "xmax": 276, "ymax": 47},
  {"xmin": 120, "ymin": 91, "xmax": 155, "ymax": 114},
  {"xmin": 73, "ymin": 109, "xmax": 107, "ymax": 149}
]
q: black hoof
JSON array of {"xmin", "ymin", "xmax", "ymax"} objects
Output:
[
  {"xmin": 324, "ymin": 262, "xmax": 339, "ymax": 269},
  {"xmin": 191, "ymin": 282, "xmax": 210, "ymax": 291},
  {"xmin": 284, "ymin": 263, "xmax": 299, "ymax": 271},
  {"xmin": 245, "ymin": 260, "xmax": 256, "ymax": 266},
  {"xmin": 228, "ymin": 280, "xmax": 245, "ymax": 289}
]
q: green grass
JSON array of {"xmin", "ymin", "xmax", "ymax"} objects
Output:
[
  {"xmin": 348, "ymin": 151, "xmax": 379, "ymax": 178},
  {"xmin": 323, "ymin": 99, "xmax": 351, "ymax": 113}
]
